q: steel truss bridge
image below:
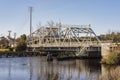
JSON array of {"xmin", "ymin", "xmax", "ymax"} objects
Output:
[{"xmin": 26, "ymin": 24, "xmax": 101, "ymax": 56}]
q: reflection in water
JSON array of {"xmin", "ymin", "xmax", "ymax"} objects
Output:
[
  {"xmin": 102, "ymin": 65, "xmax": 120, "ymax": 80},
  {"xmin": 29, "ymin": 57, "xmax": 102, "ymax": 80},
  {"xmin": 0, "ymin": 57, "xmax": 112, "ymax": 80}
]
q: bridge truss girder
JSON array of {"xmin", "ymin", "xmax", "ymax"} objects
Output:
[{"xmin": 27, "ymin": 24, "xmax": 100, "ymax": 48}]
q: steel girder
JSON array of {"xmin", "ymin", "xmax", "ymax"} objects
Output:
[{"xmin": 27, "ymin": 24, "xmax": 101, "ymax": 47}]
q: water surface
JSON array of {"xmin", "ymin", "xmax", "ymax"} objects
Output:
[{"xmin": 0, "ymin": 57, "xmax": 113, "ymax": 80}]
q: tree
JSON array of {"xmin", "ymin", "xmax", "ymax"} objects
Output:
[{"xmin": 15, "ymin": 34, "xmax": 27, "ymax": 51}]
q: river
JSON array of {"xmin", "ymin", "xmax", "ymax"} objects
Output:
[{"xmin": 0, "ymin": 57, "xmax": 119, "ymax": 80}]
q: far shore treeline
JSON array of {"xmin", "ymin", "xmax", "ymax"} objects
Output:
[
  {"xmin": 0, "ymin": 34, "xmax": 27, "ymax": 52},
  {"xmin": 98, "ymin": 31, "xmax": 120, "ymax": 43}
]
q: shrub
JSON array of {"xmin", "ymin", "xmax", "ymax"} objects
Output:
[
  {"xmin": 105, "ymin": 52, "xmax": 120, "ymax": 64},
  {"xmin": 15, "ymin": 42, "xmax": 27, "ymax": 52},
  {"xmin": 9, "ymin": 47, "xmax": 13, "ymax": 51}
]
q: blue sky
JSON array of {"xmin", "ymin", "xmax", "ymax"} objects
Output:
[{"xmin": 0, "ymin": 0, "xmax": 120, "ymax": 37}]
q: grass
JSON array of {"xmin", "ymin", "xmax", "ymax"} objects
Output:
[
  {"xmin": 0, "ymin": 49, "xmax": 10, "ymax": 52},
  {"xmin": 101, "ymin": 52, "xmax": 120, "ymax": 65}
]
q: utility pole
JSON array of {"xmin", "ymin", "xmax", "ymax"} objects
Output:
[
  {"xmin": 30, "ymin": 7, "xmax": 33, "ymax": 37},
  {"xmin": 14, "ymin": 33, "xmax": 16, "ymax": 40},
  {"xmin": 8, "ymin": 30, "xmax": 11, "ymax": 38},
  {"xmin": 14, "ymin": 33, "xmax": 16, "ymax": 46}
]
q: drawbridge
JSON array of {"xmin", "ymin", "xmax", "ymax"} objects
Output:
[{"xmin": 26, "ymin": 23, "xmax": 101, "ymax": 57}]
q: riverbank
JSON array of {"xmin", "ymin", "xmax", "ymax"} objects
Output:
[
  {"xmin": 0, "ymin": 51, "xmax": 102, "ymax": 61},
  {"xmin": 0, "ymin": 51, "xmax": 47, "ymax": 58},
  {"xmin": 101, "ymin": 51, "xmax": 120, "ymax": 65}
]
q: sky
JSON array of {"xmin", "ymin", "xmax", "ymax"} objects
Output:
[{"xmin": 0, "ymin": 0, "xmax": 120, "ymax": 38}]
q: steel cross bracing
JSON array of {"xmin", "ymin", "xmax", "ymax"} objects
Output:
[{"xmin": 26, "ymin": 24, "xmax": 101, "ymax": 55}]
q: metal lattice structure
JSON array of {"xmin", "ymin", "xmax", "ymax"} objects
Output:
[
  {"xmin": 27, "ymin": 24, "xmax": 100, "ymax": 46},
  {"xmin": 27, "ymin": 24, "xmax": 101, "ymax": 56}
]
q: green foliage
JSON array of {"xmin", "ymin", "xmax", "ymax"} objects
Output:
[
  {"xmin": 16, "ymin": 42, "xmax": 27, "ymax": 51},
  {"xmin": 16, "ymin": 34, "xmax": 27, "ymax": 52},
  {"xmin": 9, "ymin": 47, "xmax": 13, "ymax": 51},
  {"xmin": 99, "ymin": 31, "xmax": 120, "ymax": 42},
  {"xmin": 105, "ymin": 52, "xmax": 120, "ymax": 64},
  {"xmin": 20, "ymin": 34, "xmax": 26, "ymax": 41}
]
